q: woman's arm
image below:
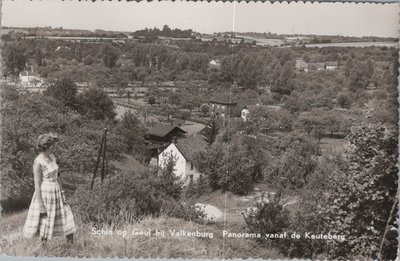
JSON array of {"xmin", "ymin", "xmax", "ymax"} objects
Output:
[{"xmin": 33, "ymin": 159, "xmax": 46, "ymax": 213}]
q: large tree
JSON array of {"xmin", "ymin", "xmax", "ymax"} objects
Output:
[
  {"xmin": 76, "ymin": 87, "xmax": 116, "ymax": 120},
  {"xmin": 323, "ymin": 124, "xmax": 398, "ymax": 260},
  {"xmin": 4, "ymin": 45, "xmax": 27, "ymax": 77},
  {"xmin": 44, "ymin": 77, "xmax": 78, "ymax": 109}
]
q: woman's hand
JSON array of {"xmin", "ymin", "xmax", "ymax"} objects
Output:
[{"xmin": 61, "ymin": 190, "xmax": 67, "ymax": 204}]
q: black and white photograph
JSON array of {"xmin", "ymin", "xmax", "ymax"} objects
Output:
[{"xmin": 0, "ymin": 0, "xmax": 399, "ymax": 260}]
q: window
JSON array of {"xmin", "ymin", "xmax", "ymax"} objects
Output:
[
  {"xmin": 189, "ymin": 174, "xmax": 193, "ymax": 183},
  {"xmin": 190, "ymin": 162, "xmax": 194, "ymax": 170},
  {"xmin": 222, "ymin": 105, "xmax": 225, "ymax": 110}
]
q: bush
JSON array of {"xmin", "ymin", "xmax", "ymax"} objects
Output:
[
  {"xmin": 243, "ymin": 194, "xmax": 290, "ymax": 242},
  {"xmin": 72, "ymin": 171, "xmax": 163, "ymax": 227},
  {"xmin": 160, "ymin": 200, "xmax": 205, "ymax": 223}
]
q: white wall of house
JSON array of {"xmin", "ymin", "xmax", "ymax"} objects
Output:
[
  {"xmin": 241, "ymin": 108, "xmax": 250, "ymax": 121},
  {"xmin": 19, "ymin": 74, "xmax": 43, "ymax": 88},
  {"xmin": 158, "ymin": 143, "xmax": 186, "ymax": 181},
  {"xmin": 158, "ymin": 143, "xmax": 202, "ymax": 185},
  {"xmin": 184, "ymin": 161, "xmax": 202, "ymax": 184},
  {"xmin": 326, "ymin": 65, "xmax": 337, "ymax": 70}
]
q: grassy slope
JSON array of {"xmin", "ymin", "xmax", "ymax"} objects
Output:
[{"xmin": 1, "ymin": 211, "xmax": 284, "ymax": 259}]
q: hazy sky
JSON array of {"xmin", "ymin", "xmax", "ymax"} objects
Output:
[{"xmin": 2, "ymin": 0, "xmax": 399, "ymax": 37}]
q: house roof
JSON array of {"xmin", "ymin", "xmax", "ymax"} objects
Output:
[
  {"xmin": 242, "ymin": 104, "xmax": 260, "ymax": 112},
  {"xmin": 20, "ymin": 71, "xmax": 37, "ymax": 77},
  {"xmin": 309, "ymin": 62, "xmax": 325, "ymax": 69},
  {"xmin": 147, "ymin": 124, "xmax": 187, "ymax": 138},
  {"xmin": 210, "ymin": 94, "xmax": 237, "ymax": 104},
  {"xmin": 325, "ymin": 61, "xmax": 338, "ymax": 66},
  {"xmin": 174, "ymin": 135, "xmax": 208, "ymax": 161}
]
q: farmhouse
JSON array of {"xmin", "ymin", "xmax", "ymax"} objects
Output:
[
  {"xmin": 19, "ymin": 70, "xmax": 47, "ymax": 90},
  {"xmin": 241, "ymin": 105, "xmax": 261, "ymax": 121},
  {"xmin": 209, "ymin": 94, "xmax": 240, "ymax": 118},
  {"xmin": 145, "ymin": 124, "xmax": 187, "ymax": 157},
  {"xmin": 158, "ymin": 135, "xmax": 207, "ymax": 184}
]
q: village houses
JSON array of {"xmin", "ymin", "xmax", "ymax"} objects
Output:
[
  {"xmin": 295, "ymin": 59, "xmax": 339, "ymax": 72},
  {"xmin": 18, "ymin": 70, "xmax": 47, "ymax": 91}
]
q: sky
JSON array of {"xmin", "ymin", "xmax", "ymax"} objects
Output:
[{"xmin": 1, "ymin": 0, "xmax": 399, "ymax": 37}]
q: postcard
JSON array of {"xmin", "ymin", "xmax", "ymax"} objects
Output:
[{"xmin": 0, "ymin": 0, "xmax": 398, "ymax": 260}]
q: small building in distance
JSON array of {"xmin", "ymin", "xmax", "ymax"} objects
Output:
[
  {"xmin": 19, "ymin": 70, "xmax": 47, "ymax": 91},
  {"xmin": 158, "ymin": 135, "xmax": 207, "ymax": 185},
  {"xmin": 209, "ymin": 59, "xmax": 221, "ymax": 71},
  {"xmin": 209, "ymin": 94, "xmax": 240, "ymax": 118},
  {"xmin": 325, "ymin": 61, "xmax": 339, "ymax": 70},
  {"xmin": 241, "ymin": 104, "xmax": 261, "ymax": 121},
  {"xmin": 295, "ymin": 59, "xmax": 309, "ymax": 72}
]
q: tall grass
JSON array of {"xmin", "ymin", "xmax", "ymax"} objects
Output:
[{"xmin": 1, "ymin": 212, "xmax": 284, "ymax": 259}]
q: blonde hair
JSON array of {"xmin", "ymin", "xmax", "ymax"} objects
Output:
[{"xmin": 37, "ymin": 132, "xmax": 59, "ymax": 152}]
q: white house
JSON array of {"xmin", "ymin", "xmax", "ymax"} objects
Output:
[
  {"xmin": 19, "ymin": 71, "xmax": 45, "ymax": 88},
  {"xmin": 241, "ymin": 104, "xmax": 261, "ymax": 121},
  {"xmin": 209, "ymin": 59, "xmax": 221, "ymax": 70},
  {"xmin": 325, "ymin": 61, "xmax": 339, "ymax": 70},
  {"xmin": 158, "ymin": 135, "xmax": 207, "ymax": 185}
]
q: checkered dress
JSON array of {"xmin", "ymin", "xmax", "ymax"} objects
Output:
[{"xmin": 23, "ymin": 154, "xmax": 76, "ymax": 240}]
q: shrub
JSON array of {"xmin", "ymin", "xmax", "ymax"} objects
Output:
[
  {"xmin": 243, "ymin": 194, "xmax": 290, "ymax": 242},
  {"xmin": 72, "ymin": 171, "xmax": 163, "ymax": 227},
  {"xmin": 160, "ymin": 200, "xmax": 205, "ymax": 224}
]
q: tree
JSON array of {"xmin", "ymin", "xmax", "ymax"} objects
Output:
[
  {"xmin": 157, "ymin": 154, "xmax": 183, "ymax": 200},
  {"xmin": 4, "ymin": 45, "xmax": 27, "ymax": 77},
  {"xmin": 0, "ymin": 93, "xmax": 123, "ymax": 211},
  {"xmin": 148, "ymin": 95, "xmax": 156, "ymax": 105},
  {"xmin": 102, "ymin": 44, "xmax": 119, "ymax": 68},
  {"xmin": 268, "ymin": 135, "xmax": 320, "ymax": 191},
  {"xmin": 196, "ymin": 134, "xmax": 267, "ymax": 195},
  {"xmin": 347, "ymin": 60, "xmax": 372, "ymax": 91},
  {"xmin": 75, "ymin": 45, "xmax": 83, "ymax": 63},
  {"xmin": 77, "ymin": 88, "xmax": 116, "ymax": 120},
  {"xmin": 203, "ymin": 119, "xmax": 219, "ymax": 145},
  {"xmin": 44, "ymin": 77, "xmax": 78, "ymax": 109},
  {"xmin": 116, "ymin": 111, "xmax": 149, "ymax": 161},
  {"xmin": 35, "ymin": 48, "xmax": 43, "ymax": 67},
  {"xmin": 337, "ymin": 92, "xmax": 352, "ymax": 109},
  {"xmin": 323, "ymin": 124, "xmax": 398, "ymax": 260},
  {"xmin": 200, "ymin": 103, "xmax": 209, "ymax": 115}
]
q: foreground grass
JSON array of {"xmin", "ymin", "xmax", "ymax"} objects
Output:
[{"xmin": 1, "ymin": 211, "xmax": 284, "ymax": 259}]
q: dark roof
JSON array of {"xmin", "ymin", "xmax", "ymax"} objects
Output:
[
  {"xmin": 210, "ymin": 94, "xmax": 237, "ymax": 105},
  {"xmin": 174, "ymin": 135, "xmax": 208, "ymax": 161},
  {"xmin": 147, "ymin": 124, "xmax": 186, "ymax": 138},
  {"xmin": 242, "ymin": 104, "xmax": 260, "ymax": 112}
]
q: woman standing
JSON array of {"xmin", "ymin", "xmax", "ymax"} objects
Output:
[{"xmin": 23, "ymin": 133, "xmax": 76, "ymax": 243}]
